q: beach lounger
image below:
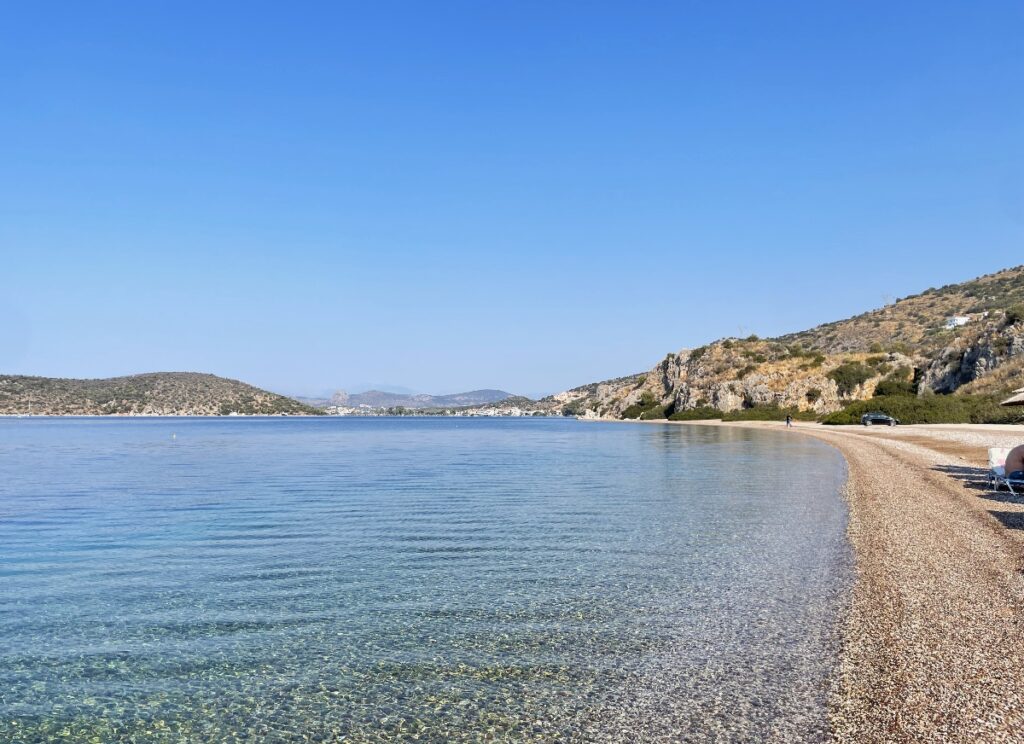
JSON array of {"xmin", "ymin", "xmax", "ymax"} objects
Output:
[{"xmin": 988, "ymin": 447, "xmax": 1024, "ymax": 495}]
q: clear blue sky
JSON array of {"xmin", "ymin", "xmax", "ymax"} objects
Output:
[{"xmin": 2, "ymin": 2, "xmax": 1022, "ymax": 398}]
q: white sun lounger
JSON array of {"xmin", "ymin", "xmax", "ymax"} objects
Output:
[{"xmin": 989, "ymin": 447, "xmax": 1024, "ymax": 495}]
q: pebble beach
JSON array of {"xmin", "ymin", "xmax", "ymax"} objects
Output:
[{"xmin": 707, "ymin": 421, "xmax": 1024, "ymax": 742}]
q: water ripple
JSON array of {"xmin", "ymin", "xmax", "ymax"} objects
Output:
[{"xmin": 0, "ymin": 417, "xmax": 849, "ymax": 742}]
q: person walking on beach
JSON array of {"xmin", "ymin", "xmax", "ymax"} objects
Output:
[{"xmin": 785, "ymin": 414, "xmax": 793, "ymax": 428}]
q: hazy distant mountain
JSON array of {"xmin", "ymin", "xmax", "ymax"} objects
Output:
[
  {"xmin": 0, "ymin": 372, "xmax": 322, "ymax": 416},
  {"xmin": 301, "ymin": 388, "xmax": 516, "ymax": 409},
  {"xmin": 346, "ymin": 383, "xmax": 417, "ymax": 395}
]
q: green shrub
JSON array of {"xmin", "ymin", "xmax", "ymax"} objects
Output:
[
  {"xmin": 873, "ymin": 377, "xmax": 915, "ymax": 397},
  {"xmin": 821, "ymin": 394, "xmax": 1024, "ymax": 425},
  {"xmin": 736, "ymin": 364, "xmax": 758, "ymax": 380},
  {"xmin": 639, "ymin": 406, "xmax": 669, "ymax": 420},
  {"xmin": 1006, "ymin": 303, "xmax": 1024, "ymax": 326},
  {"xmin": 799, "ymin": 353, "xmax": 826, "ymax": 370},
  {"xmin": 668, "ymin": 407, "xmax": 721, "ymax": 421},
  {"xmin": 805, "ymin": 388, "xmax": 822, "ymax": 403},
  {"xmin": 870, "ymin": 367, "xmax": 915, "ymax": 398},
  {"xmin": 828, "ymin": 362, "xmax": 875, "ymax": 396},
  {"xmin": 787, "ymin": 344, "xmax": 819, "ymax": 359},
  {"xmin": 622, "ymin": 392, "xmax": 665, "ymax": 420},
  {"xmin": 667, "ymin": 404, "xmax": 816, "ymax": 422},
  {"xmin": 721, "ymin": 406, "xmax": 817, "ymax": 422}
]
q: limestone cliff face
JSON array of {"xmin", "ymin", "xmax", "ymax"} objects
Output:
[
  {"xmin": 566, "ymin": 323, "xmax": 1023, "ymax": 421},
  {"xmin": 586, "ymin": 340, "xmax": 916, "ymax": 418},
  {"xmin": 536, "ymin": 373, "xmax": 645, "ymax": 415},
  {"xmin": 919, "ymin": 326, "xmax": 1024, "ymax": 393}
]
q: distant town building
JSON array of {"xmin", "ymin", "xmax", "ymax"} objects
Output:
[{"xmin": 944, "ymin": 315, "xmax": 971, "ymax": 329}]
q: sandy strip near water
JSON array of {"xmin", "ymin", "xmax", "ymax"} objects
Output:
[{"xmin": 654, "ymin": 419, "xmax": 1024, "ymax": 742}]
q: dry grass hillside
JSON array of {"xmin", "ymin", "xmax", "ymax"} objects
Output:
[
  {"xmin": 0, "ymin": 372, "xmax": 321, "ymax": 416},
  {"xmin": 541, "ymin": 266, "xmax": 1024, "ymax": 422},
  {"xmin": 780, "ymin": 265, "xmax": 1024, "ymax": 355}
]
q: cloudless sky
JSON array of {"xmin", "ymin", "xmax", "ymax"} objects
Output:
[{"xmin": 2, "ymin": 1, "xmax": 1022, "ymax": 397}]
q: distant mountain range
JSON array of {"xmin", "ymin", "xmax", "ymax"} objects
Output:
[
  {"xmin": 295, "ymin": 389, "xmax": 516, "ymax": 410},
  {"xmin": 0, "ymin": 372, "xmax": 321, "ymax": 416},
  {"xmin": 10, "ymin": 267, "xmax": 1022, "ymax": 421}
]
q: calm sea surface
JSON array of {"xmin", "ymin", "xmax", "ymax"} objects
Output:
[{"xmin": 0, "ymin": 417, "xmax": 850, "ymax": 743}]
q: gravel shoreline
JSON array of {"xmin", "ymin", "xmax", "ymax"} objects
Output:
[{"xmin": 714, "ymin": 422, "xmax": 1024, "ymax": 742}]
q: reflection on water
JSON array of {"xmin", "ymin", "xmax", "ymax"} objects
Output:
[{"xmin": 0, "ymin": 417, "xmax": 849, "ymax": 742}]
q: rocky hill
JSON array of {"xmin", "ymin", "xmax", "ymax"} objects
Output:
[
  {"xmin": 545, "ymin": 266, "xmax": 1024, "ymax": 420},
  {"xmin": 779, "ymin": 266, "xmax": 1024, "ymax": 355},
  {"xmin": 0, "ymin": 372, "xmax": 322, "ymax": 416},
  {"xmin": 535, "ymin": 374, "xmax": 646, "ymax": 416}
]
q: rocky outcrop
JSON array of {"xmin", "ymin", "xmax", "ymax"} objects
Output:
[
  {"xmin": 559, "ymin": 339, "xmax": 920, "ymax": 419},
  {"xmin": 920, "ymin": 328, "xmax": 1024, "ymax": 393},
  {"xmin": 536, "ymin": 373, "xmax": 646, "ymax": 415}
]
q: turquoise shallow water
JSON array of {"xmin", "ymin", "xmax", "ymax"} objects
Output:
[{"xmin": 0, "ymin": 417, "xmax": 850, "ymax": 742}]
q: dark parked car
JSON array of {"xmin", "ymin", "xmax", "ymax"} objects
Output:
[{"xmin": 861, "ymin": 411, "xmax": 899, "ymax": 426}]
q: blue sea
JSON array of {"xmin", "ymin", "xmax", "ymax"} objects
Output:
[{"xmin": 0, "ymin": 417, "xmax": 850, "ymax": 742}]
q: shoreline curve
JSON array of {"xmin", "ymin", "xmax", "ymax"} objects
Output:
[{"xmin": 641, "ymin": 419, "xmax": 1024, "ymax": 742}]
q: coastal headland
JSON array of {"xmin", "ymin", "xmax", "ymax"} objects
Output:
[{"xmin": 660, "ymin": 420, "xmax": 1024, "ymax": 742}]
